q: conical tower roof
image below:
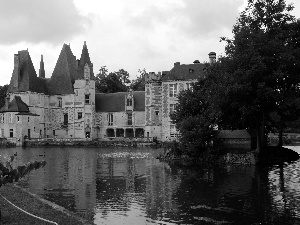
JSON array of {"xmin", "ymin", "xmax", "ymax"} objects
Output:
[
  {"xmin": 77, "ymin": 41, "xmax": 94, "ymax": 80},
  {"xmin": 47, "ymin": 44, "xmax": 77, "ymax": 95}
]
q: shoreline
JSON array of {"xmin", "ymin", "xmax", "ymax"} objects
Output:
[
  {"xmin": 157, "ymin": 146, "xmax": 300, "ymax": 166},
  {"xmin": 0, "ymin": 184, "xmax": 94, "ymax": 225}
]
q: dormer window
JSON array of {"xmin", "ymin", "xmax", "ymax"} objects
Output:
[
  {"xmin": 58, "ymin": 97, "xmax": 62, "ymax": 107},
  {"xmin": 189, "ymin": 69, "xmax": 194, "ymax": 73},
  {"xmin": 127, "ymin": 98, "xmax": 132, "ymax": 107}
]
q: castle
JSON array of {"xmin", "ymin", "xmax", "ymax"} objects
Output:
[{"xmin": 0, "ymin": 42, "xmax": 215, "ymax": 146}]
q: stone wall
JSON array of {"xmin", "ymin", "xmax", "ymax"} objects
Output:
[{"xmin": 219, "ymin": 152, "xmax": 256, "ymax": 165}]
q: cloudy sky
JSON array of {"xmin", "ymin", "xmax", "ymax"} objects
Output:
[{"xmin": 0, "ymin": 0, "xmax": 299, "ymax": 86}]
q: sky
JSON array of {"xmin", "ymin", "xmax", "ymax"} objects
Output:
[{"xmin": 0, "ymin": 0, "xmax": 300, "ymax": 86}]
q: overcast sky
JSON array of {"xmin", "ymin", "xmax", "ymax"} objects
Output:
[{"xmin": 0, "ymin": 0, "xmax": 299, "ymax": 86}]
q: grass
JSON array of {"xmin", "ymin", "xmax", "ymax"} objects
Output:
[{"xmin": 0, "ymin": 184, "xmax": 93, "ymax": 225}]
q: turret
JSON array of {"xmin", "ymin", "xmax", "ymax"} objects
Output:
[{"xmin": 39, "ymin": 55, "xmax": 45, "ymax": 78}]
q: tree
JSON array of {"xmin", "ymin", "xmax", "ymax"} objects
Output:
[
  {"xmin": 131, "ymin": 69, "xmax": 146, "ymax": 91},
  {"xmin": 95, "ymin": 66, "xmax": 128, "ymax": 93},
  {"xmin": 172, "ymin": 0, "xmax": 300, "ymax": 154},
  {"xmin": 170, "ymin": 74, "xmax": 219, "ymax": 154},
  {"xmin": 115, "ymin": 69, "xmax": 131, "ymax": 86},
  {"xmin": 0, "ymin": 85, "xmax": 8, "ymax": 109},
  {"xmin": 220, "ymin": 0, "xmax": 300, "ymax": 151}
]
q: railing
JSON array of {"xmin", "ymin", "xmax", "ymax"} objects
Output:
[{"xmin": 26, "ymin": 138, "xmax": 86, "ymax": 142}]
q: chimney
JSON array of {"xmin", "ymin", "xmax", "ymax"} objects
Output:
[
  {"xmin": 208, "ymin": 52, "xmax": 216, "ymax": 64},
  {"xmin": 14, "ymin": 54, "xmax": 19, "ymax": 70},
  {"xmin": 5, "ymin": 95, "xmax": 10, "ymax": 110},
  {"xmin": 174, "ymin": 62, "xmax": 180, "ymax": 67},
  {"xmin": 12, "ymin": 54, "xmax": 20, "ymax": 89},
  {"xmin": 39, "ymin": 55, "xmax": 45, "ymax": 78}
]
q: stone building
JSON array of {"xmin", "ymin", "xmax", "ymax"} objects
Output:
[
  {"xmin": 0, "ymin": 41, "xmax": 215, "ymax": 145},
  {"xmin": 95, "ymin": 91, "xmax": 145, "ymax": 139},
  {"xmin": 0, "ymin": 42, "xmax": 96, "ymax": 145},
  {"xmin": 145, "ymin": 54, "xmax": 215, "ymax": 142}
]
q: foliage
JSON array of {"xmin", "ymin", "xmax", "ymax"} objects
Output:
[
  {"xmin": 115, "ymin": 69, "xmax": 131, "ymax": 85},
  {"xmin": 172, "ymin": 0, "xmax": 300, "ymax": 154},
  {"xmin": 95, "ymin": 66, "xmax": 128, "ymax": 93},
  {"xmin": 170, "ymin": 79, "xmax": 218, "ymax": 154},
  {"xmin": 213, "ymin": 0, "xmax": 300, "ymax": 149},
  {"xmin": 130, "ymin": 69, "xmax": 146, "ymax": 91},
  {"xmin": 0, "ymin": 154, "xmax": 46, "ymax": 186},
  {"xmin": 0, "ymin": 85, "xmax": 8, "ymax": 109}
]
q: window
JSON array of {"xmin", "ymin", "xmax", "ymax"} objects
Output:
[
  {"xmin": 34, "ymin": 127, "xmax": 36, "ymax": 132},
  {"xmin": 17, "ymin": 116, "xmax": 20, "ymax": 122},
  {"xmin": 107, "ymin": 113, "xmax": 113, "ymax": 126},
  {"xmin": 127, "ymin": 113, "xmax": 132, "ymax": 126},
  {"xmin": 9, "ymin": 129, "xmax": 13, "ymax": 138},
  {"xmin": 189, "ymin": 69, "xmax": 194, "ymax": 73},
  {"xmin": 9, "ymin": 113, "xmax": 12, "ymax": 123},
  {"xmin": 169, "ymin": 84, "xmax": 177, "ymax": 97},
  {"xmin": 155, "ymin": 111, "xmax": 159, "ymax": 116},
  {"xmin": 127, "ymin": 98, "xmax": 132, "ymax": 106},
  {"xmin": 28, "ymin": 117, "xmax": 30, "ymax": 122},
  {"xmin": 64, "ymin": 114, "xmax": 68, "ymax": 125},
  {"xmin": 170, "ymin": 104, "xmax": 176, "ymax": 114},
  {"xmin": 75, "ymin": 90, "xmax": 78, "ymax": 96},
  {"xmin": 186, "ymin": 83, "xmax": 193, "ymax": 90},
  {"xmin": 0, "ymin": 114, "xmax": 4, "ymax": 123},
  {"xmin": 58, "ymin": 97, "xmax": 62, "ymax": 107},
  {"xmin": 85, "ymin": 94, "xmax": 90, "ymax": 104},
  {"xmin": 170, "ymin": 124, "xmax": 177, "ymax": 138},
  {"xmin": 78, "ymin": 112, "xmax": 82, "ymax": 119},
  {"xmin": 53, "ymin": 130, "xmax": 56, "ymax": 136}
]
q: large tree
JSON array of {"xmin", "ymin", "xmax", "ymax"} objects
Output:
[
  {"xmin": 0, "ymin": 85, "xmax": 8, "ymax": 109},
  {"xmin": 95, "ymin": 66, "xmax": 128, "ymax": 93},
  {"xmin": 220, "ymin": 0, "xmax": 300, "ymax": 150},
  {"xmin": 172, "ymin": 0, "xmax": 300, "ymax": 153},
  {"xmin": 130, "ymin": 69, "xmax": 146, "ymax": 91}
]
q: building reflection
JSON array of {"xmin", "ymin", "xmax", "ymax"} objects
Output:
[{"xmin": 20, "ymin": 147, "xmax": 300, "ymax": 224}]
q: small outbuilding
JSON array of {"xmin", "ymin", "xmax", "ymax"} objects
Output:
[{"xmin": 216, "ymin": 129, "xmax": 256, "ymax": 150}]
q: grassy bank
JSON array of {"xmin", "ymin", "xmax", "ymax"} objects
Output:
[{"xmin": 0, "ymin": 184, "xmax": 93, "ymax": 225}]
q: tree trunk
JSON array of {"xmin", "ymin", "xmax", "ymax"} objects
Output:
[
  {"xmin": 261, "ymin": 111, "xmax": 266, "ymax": 148},
  {"xmin": 278, "ymin": 118, "xmax": 283, "ymax": 147},
  {"xmin": 256, "ymin": 116, "xmax": 261, "ymax": 153}
]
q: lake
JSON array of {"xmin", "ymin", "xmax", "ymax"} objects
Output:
[{"xmin": 1, "ymin": 146, "xmax": 300, "ymax": 225}]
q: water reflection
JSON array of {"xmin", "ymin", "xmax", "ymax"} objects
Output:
[{"xmin": 1, "ymin": 146, "xmax": 299, "ymax": 224}]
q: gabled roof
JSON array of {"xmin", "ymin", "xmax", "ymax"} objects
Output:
[
  {"xmin": 217, "ymin": 130, "xmax": 251, "ymax": 139},
  {"xmin": 0, "ymin": 96, "xmax": 29, "ymax": 113},
  {"xmin": 47, "ymin": 44, "xmax": 77, "ymax": 95},
  {"xmin": 95, "ymin": 91, "xmax": 145, "ymax": 112},
  {"xmin": 8, "ymin": 50, "xmax": 47, "ymax": 94},
  {"xmin": 162, "ymin": 63, "xmax": 208, "ymax": 82}
]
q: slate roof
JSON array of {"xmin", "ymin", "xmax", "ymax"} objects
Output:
[
  {"xmin": 8, "ymin": 50, "xmax": 47, "ymax": 94},
  {"xmin": 77, "ymin": 42, "xmax": 95, "ymax": 80},
  {"xmin": 47, "ymin": 44, "xmax": 77, "ymax": 95},
  {"xmin": 161, "ymin": 63, "xmax": 208, "ymax": 81},
  {"xmin": 8, "ymin": 42, "xmax": 94, "ymax": 96},
  {"xmin": 217, "ymin": 130, "xmax": 251, "ymax": 139},
  {"xmin": 0, "ymin": 96, "xmax": 29, "ymax": 113},
  {"xmin": 95, "ymin": 91, "xmax": 145, "ymax": 112}
]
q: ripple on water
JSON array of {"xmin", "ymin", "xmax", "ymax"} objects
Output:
[{"xmin": 99, "ymin": 152, "xmax": 153, "ymax": 159}]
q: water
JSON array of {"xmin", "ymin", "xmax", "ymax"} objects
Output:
[{"xmin": 1, "ymin": 146, "xmax": 300, "ymax": 224}]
